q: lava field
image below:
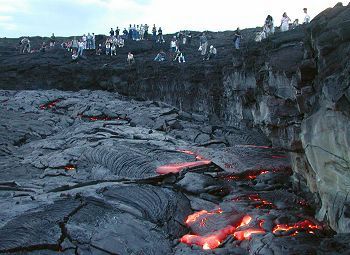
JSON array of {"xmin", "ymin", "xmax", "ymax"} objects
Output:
[{"xmin": 0, "ymin": 90, "xmax": 348, "ymax": 255}]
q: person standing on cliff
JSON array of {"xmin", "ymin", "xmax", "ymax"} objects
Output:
[
  {"xmin": 123, "ymin": 28, "xmax": 128, "ymax": 39},
  {"xmin": 77, "ymin": 40, "xmax": 84, "ymax": 56},
  {"xmin": 72, "ymin": 37, "xmax": 78, "ymax": 53},
  {"xmin": 303, "ymin": 8, "xmax": 311, "ymax": 24},
  {"xmin": 82, "ymin": 34, "xmax": 87, "ymax": 49},
  {"xmin": 110, "ymin": 28, "xmax": 115, "ymax": 37},
  {"xmin": 280, "ymin": 12, "xmax": 291, "ymax": 32},
  {"xmin": 152, "ymin": 24, "xmax": 157, "ymax": 41},
  {"xmin": 187, "ymin": 31, "xmax": 192, "ymax": 45},
  {"xmin": 264, "ymin": 15, "xmax": 274, "ymax": 36},
  {"xmin": 144, "ymin": 24, "xmax": 149, "ymax": 39},
  {"xmin": 157, "ymin": 27, "xmax": 165, "ymax": 43},
  {"xmin": 199, "ymin": 32, "xmax": 208, "ymax": 56},
  {"xmin": 87, "ymin": 33, "xmax": 92, "ymax": 49},
  {"xmin": 50, "ymin": 33, "xmax": 56, "ymax": 47},
  {"xmin": 92, "ymin": 33, "xmax": 96, "ymax": 50},
  {"xmin": 233, "ymin": 28, "xmax": 241, "ymax": 50},
  {"xmin": 170, "ymin": 36, "xmax": 178, "ymax": 57},
  {"xmin": 128, "ymin": 25, "xmax": 133, "ymax": 40}
]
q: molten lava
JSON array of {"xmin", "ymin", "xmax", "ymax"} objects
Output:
[
  {"xmin": 248, "ymin": 194, "xmax": 275, "ymax": 209},
  {"xmin": 177, "ymin": 149, "xmax": 206, "ymax": 160},
  {"xmin": 237, "ymin": 215, "xmax": 252, "ymax": 228},
  {"xmin": 156, "ymin": 160, "xmax": 211, "ymax": 175},
  {"xmin": 185, "ymin": 208, "xmax": 223, "ymax": 226},
  {"xmin": 180, "ymin": 213, "xmax": 252, "ymax": 250},
  {"xmin": 180, "ymin": 226, "xmax": 235, "ymax": 250},
  {"xmin": 39, "ymin": 99, "xmax": 61, "ymax": 110},
  {"xmin": 273, "ymin": 220, "xmax": 322, "ymax": 236},
  {"xmin": 233, "ymin": 228, "xmax": 266, "ymax": 241}
]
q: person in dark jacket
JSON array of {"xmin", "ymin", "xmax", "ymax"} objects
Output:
[{"xmin": 109, "ymin": 28, "xmax": 115, "ymax": 37}]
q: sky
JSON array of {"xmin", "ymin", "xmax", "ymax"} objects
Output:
[{"xmin": 0, "ymin": 0, "xmax": 348, "ymax": 37}]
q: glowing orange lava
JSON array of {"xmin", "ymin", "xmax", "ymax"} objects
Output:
[
  {"xmin": 237, "ymin": 215, "xmax": 252, "ymax": 228},
  {"xmin": 180, "ymin": 214, "xmax": 252, "ymax": 250},
  {"xmin": 177, "ymin": 149, "xmax": 206, "ymax": 160},
  {"xmin": 273, "ymin": 220, "xmax": 321, "ymax": 235},
  {"xmin": 233, "ymin": 229, "xmax": 266, "ymax": 240},
  {"xmin": 244, "ymin": 194, "xmax": 275, "ymax": 209},
  {"xmin": 156, "ymin": 160, "xmax": 211, "ymax": 175},
  {"xmin": 185, "ymin": 208, "xmax": 223, "ymax": 226}
]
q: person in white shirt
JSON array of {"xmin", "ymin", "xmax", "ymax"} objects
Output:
[
  {"xmin": 303, "ymin": 8, "xmax": 311, "ymax": 24},
  {"xmin": 77, "ymin": 41, "xmax": 84, "ymax": 56},
  {"xmin": 206, "ymin": 45, "xmax": 217, "ymax": 60},
  {"xmin": 280, "ymin": 12, "xmax": 291, "ymax": 32},
  {"xmin": 127, "ymin": 52, "xmax": 135, "ymax": 65},
  {"xmin": 82, "ymin": 34, "xmax": 87, "ymax": 49}
]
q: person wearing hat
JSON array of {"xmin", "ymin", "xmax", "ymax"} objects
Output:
[{"xmin": 303, "ymin": 8, "xmax": 311, "ymax": 24}]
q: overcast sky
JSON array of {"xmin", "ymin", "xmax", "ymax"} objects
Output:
[{"xmin": 0, "ymin": 0, "xmax": 348, "ymax": 37}]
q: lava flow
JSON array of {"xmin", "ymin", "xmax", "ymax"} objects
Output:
[
  {"xmin": 39, "ymin": 99, "xmax": 61, "ymax": 110},
  {"xmin": 156, "ymin": 160, "xmax": 211, "ymax": 175},
  {"xmin": 176, "ymin": 149, "xmax": 206, "ymax": 160},
  {"xmin": 233, "ymin": 228, "xmax": 266, "ymax": 241},
  {"xmin": 224, "ymin": 169, "xmax": 269, "ymax": 181},
  {"xmin": 273, "ymin": 220, "xmax": 322, "ymax": 236},
  {"xmin": 180, "ymin": 211, "xmax": 253, "ymax": 250},
  {"xmin": 234, "ymin": 194, "xmax": 276, "ymax": 209}
]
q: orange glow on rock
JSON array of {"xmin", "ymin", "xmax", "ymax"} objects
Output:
[
  {"xmin": 64, "ymin": 165, "xmax": 76, "ymax": 171},
  {"xmin": 185, "ymin": 208, "xmax": 223, "ymax": 226},
  {"xmin": 237, "ymin": 215, "xmax": 252, "ymax": 228},
  {"xmin": 273, "ymin": 220, "xmax": 321, "ymax": 235},
  {"xmin": 225, "ymin": 170, "xmax": 270, "ymax": 181},
  {"xmin": 181, "ymin": 214, "xmax": 251, "ymax": 250},
  {"xmin": 156, "ymin": 160, "xmax": 211, "ymax": 175},
  {"xmin": 271, "ymin": 155, "xmax": 287, "ymax": 159},
  {"xmin": 39, "ymin": 99, "xmax": 61, "ymax": 110},
  {"xmin": 181, "ymin": 234, "xmax": 223, "ymax": 250},
  {"xmin": 233, "ymin": 228, "xmax": 266, "ymax": 240},
  {"xmin": 185, "ymin": 210, "xmax": 209, "ymax": 225},
  {"xmin": 176, "ymin": 149, "xmax": 207, "ymax": 160}
]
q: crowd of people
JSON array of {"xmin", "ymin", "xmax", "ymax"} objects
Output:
[
  {"xmin": 255, "ymin": 8, "xmax": 311, "ymax": 42},
  {"xmin": 18, "ymin": 7, "xmax": 312, "ymax": 65}
]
